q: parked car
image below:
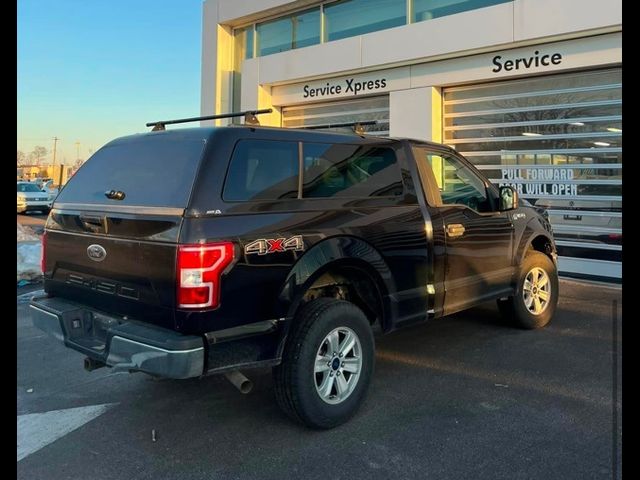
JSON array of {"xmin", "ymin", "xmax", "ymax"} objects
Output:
[
  {"xmin": 30, "ymin": 113, "xmax": 558, "ymax": 429},
  {"xmin": 40, "ymin": 179, "xmax": 60, "ymax": 202},
  {"xmin": 17, "ymin": 181, "xmax": 52, "ymax": 214}
]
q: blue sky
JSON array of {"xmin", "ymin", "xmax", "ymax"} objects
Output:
[{"xmin": 18, "ymin": 0, "xmax": 203, "ymax": 163}]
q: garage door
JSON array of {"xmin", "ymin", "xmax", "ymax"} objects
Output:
[
  {"xmin": 282, "ymin": 95, "xmax": 389, "ymax": 135},
  {"xmin": 443, "ymin": 68, "xmax": 622, "ymax": 280}
]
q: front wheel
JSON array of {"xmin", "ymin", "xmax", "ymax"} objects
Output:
[
  {"xmin": 498, "ymin": 251, "xmax": 559, "ymax": 329},
  {"xmin": 273, "ymin": 297, "xmax": 374, "ymax": 429}
]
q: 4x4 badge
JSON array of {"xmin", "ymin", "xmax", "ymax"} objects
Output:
[{"xmin": 245, "ymin": 235, "xmax": 304, "ymax": 256}]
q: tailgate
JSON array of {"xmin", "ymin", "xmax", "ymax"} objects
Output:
[
  {"xmin": 44, "ymin": 210, "xmax": 182, "ymax": 330},
  {"xmin": 43, "ymin": 131, "xmax": 208, "ymax": 331}
]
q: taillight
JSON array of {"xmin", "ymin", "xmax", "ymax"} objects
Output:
[
  {"xmin": 177, "ymin": 242, "xmax": 235, "ymax": 309},
  {"xmin": 41, "ymin": 231, "xmax": 47, "ymax": 274}
]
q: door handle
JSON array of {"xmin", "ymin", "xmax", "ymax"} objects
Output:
[
  {"xmin": 79, "ymin": 214, "xmax": 106, "ymax": 233},
  {"xmin": 446, "ymin": 224, "xmax": 465, "ymax": 238}
]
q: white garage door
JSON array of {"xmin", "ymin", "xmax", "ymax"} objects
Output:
[
  {"xmin": 443, "ymin": 68, "xmax": 622, "ymax": 280},
  {"xmin": 282, "ymin": 95, "xmax": 389, "ymax": 135}
]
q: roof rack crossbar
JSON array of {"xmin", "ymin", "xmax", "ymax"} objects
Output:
[
  {"xmin": 300, "ymin": 120, "xmax": 378, "ymax": 135},
  {"xmin": 146, "ymin": 109, "xmax": 273, "ymax": 131}
]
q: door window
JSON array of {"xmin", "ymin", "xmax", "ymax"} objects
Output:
[{"xmin": 415, "ymin": 148, "xmax": 492, "ymax": 212}]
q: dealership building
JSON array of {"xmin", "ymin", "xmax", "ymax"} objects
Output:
[{"xmin": 200, "ymin": 0, "xmax": 622, "ymax": 280}]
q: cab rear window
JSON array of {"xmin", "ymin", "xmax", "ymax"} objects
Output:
[{"xmin": 56, "ymin": 137, "xmax": 205, "ymax": 208}]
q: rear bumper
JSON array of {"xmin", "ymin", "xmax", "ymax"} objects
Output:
[{"xmin": 29, "ymin": 295, "xmax": 205, "ymax": 379}]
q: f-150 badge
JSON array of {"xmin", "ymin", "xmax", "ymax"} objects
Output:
[{"xmin": 245, "ymin": 235, "xmax": 305, "ymax": 256}]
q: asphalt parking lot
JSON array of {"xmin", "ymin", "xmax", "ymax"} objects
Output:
[
  {"xmin": 17, "ymin": 213, "xmax": 47, "ymax": 232},
  {"xmin": 17, "ymin": 279, "xmax": 621, "ymax": 480}
]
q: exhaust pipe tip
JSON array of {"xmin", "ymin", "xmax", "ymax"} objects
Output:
[
  {"xmin": 84, "ymin": 357, "xmax": 106, "ymax": 372},
  {"xmin": 224, "ymin": 370, "xmax": 253, "ymax": 394}
]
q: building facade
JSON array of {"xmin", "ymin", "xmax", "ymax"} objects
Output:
[{"xmin": 201, "ymin": 0, "xmax": 622, "ymax": 280}]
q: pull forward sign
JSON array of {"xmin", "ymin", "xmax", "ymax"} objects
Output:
[{"xmin": 245, "ymin": 235, "xmax": 305, "ymax": 256}]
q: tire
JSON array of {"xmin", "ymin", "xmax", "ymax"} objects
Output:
[
  {"xmin": 273, "ymin": 297, "xmax": 375, "ymax": 429},
  {"xmin": 498, "ymin": 251, "xmax": 559, "ymax": 329}
]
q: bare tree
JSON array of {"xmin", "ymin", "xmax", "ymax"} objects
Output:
[
  {"xmin": 29, "ymin": 146, "xmax": 48, "ymax": 165},
  {"xmin": 17, "ymin": 150, "xmax": 27, "ymax": 166}
]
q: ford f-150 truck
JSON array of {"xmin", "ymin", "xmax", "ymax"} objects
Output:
[{"xmin": 30, "ymin": 112, "xmax": 558, "ymax": 429}]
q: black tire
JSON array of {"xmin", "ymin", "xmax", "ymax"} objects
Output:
[
  {"xmin": 498, "ymin": 251, "xmax": 559, "ymax": 329},
  {"xmin": 273, "ymin": 297, "xmax": 374, "ymax": 429}
]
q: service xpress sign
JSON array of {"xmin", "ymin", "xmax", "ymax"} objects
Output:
[
  {"xmin": 272, "ymin": 67, "xmax": 410, "ymax": 105},
  {"xmin": 499, "ymin": 168, "xmax": 578, "ymax": 196},
  {"xmin": 303, "ymin": 78, "xmax": 387, "ymax": 98}
]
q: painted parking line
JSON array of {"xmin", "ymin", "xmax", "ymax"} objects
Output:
[{"xmin": 17, "ymin": 403, "xmax": 116, "ymax": 462}]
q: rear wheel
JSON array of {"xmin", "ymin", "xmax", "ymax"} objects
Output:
[
  {"xmin": 273, "ymin": 297, "xmax": 374, "ymax": 429},
  {"xmin": 498, "ymin": 251, "xmax": 559, "ymax": 329}
]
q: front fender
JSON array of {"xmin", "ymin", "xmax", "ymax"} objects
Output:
[{"xmin": 515, "ymin": 218, "xmax": 556, "ymax": 267}]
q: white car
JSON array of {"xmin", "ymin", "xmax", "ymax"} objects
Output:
[
  {"xmin": 40, "ymin": 179, "xmax": 60, "ymax": 202},
  {"xmin": 17, "ymin": 181, "xmax": 52, "ymax": 214}
]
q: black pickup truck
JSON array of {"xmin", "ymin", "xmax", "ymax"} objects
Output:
[{"xmin": 30, "ymin": 116, "xmax": 558, "ymax": 429}]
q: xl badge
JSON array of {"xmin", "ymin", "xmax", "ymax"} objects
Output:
[
  {"xmin": 245, "ymin": 235, "xmax": 304, "ymax": 256},
  {"xmin": 87, "ymin": 244, "xmax": 107, "ymax": 262}
]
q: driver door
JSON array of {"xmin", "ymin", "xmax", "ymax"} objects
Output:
[{"xmin": 414, "ymin": 147, "xmax": 515, "ymax": 315}]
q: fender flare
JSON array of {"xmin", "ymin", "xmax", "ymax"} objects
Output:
[
  {"xmin": 515, "ymin": 223, "xmax": 556, "ymax": 266},
  {"xmin": 274, "ymin": 236, "xmax": 398, "ymax": 356}
]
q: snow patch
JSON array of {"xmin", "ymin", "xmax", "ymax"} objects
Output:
[
  {"xmin": 17, "ymin": 222, "xmax": 38, "ymax": 242},
  {"xmin": 18, "ymin": 223, "xmax": 42, "ymax": 281},
  {"xmin": 17, "ymin": 242, "xmax": 41, "ymax": 281}
]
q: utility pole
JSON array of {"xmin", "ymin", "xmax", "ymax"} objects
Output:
[
  {"xmin": 51, "ymin": 137, "xmax": 59, "ymax": 167},
  {"xmin": 52, "ymin": 137, "xmax": 62, "ymax": 187}
]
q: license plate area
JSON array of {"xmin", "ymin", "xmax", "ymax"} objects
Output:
[{"xmin": 61, "ymin": 310, "xmax": 121, "ymax": 353}]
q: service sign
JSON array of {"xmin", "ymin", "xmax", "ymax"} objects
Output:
[{"xmin": 271, "ymin": 67, "xmax": 410, "ymax": 106}]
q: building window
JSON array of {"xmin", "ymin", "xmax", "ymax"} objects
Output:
[
  {"xmin": 234, "ymin": 26, "xmax": 254, "ymax": 61},
  {"xmin": 412, "ymin": 0, "xmax": 511, "ymax": 23},
  {"xmin": 232, "ymin": 26, "xmax": 254, "ymax": 115},
  {"xmin": 257, "ymin": 8, "xmax": 321, "ymax": 56},
  {"xmin": 324, "ymin": 0, "xmax": 406, "ymax": 42},
  {"xmin": 234, "ymin": 1, "xmax": 515, "ymax": 60}
]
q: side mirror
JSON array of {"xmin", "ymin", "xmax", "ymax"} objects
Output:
[{"xmin": 499, "ymin": 186, "xmax": 518, "ymax": 211}]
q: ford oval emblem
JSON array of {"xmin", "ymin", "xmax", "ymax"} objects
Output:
[{"xmin": 87, "ymin": 244, "xmax": 107, "ymax": 262}]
